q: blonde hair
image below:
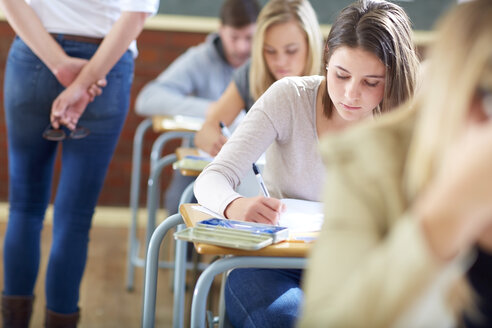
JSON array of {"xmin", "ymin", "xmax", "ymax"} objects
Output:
[
  {"xmin": 322, "ymin": 0, "xmax": 419, "ymax": 117},
  {"xmin": 405, "ymin": 0, "xmax": 492, "ymax": 198},
  {"xmin": 249, "ymin": 0, "xmax": 323, "ymax": 100}
]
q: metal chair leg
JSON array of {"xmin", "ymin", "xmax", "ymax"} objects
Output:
[
  {"xmin": 142, "ymin": 213, "xmax": 184, "ymax": 328},
  {"xmin": 126, "ymin": 118, "xmax": 152, "ymax": 291}
]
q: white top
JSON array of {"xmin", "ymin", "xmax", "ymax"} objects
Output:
[
  {"xmin": 194, "ymin": 75, "xmax": 326, "ymax": 216},
  {"xmin": 27, "ymin": 0, "xmax": 158, "ymax": 37},
  {"xmin": 27, "ymin": 0, "xmax": 159, "ymax": 55}
]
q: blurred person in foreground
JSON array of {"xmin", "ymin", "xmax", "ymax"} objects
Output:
[{"xmin": 300, "ymin": 1, "xmax": 492, "ymax": 327}]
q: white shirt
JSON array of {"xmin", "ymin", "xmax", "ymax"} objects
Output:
[
  {"xmin": 27, "ymin": 0, "xmax": 159, "ymax": 55},
  {"xmin": 27, "ymin": 0, "xmax": 158, "ymax": 37}
]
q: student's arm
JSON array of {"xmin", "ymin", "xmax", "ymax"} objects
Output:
[
  {"xmin": 135, "ymin": 46, "xmax": 220, "ymax": 117},
  {"xmin": 194, "ymin": 81, "xmax": 246, "ymax": 156},
  {"xmin": 0, "ymin": 0, "xmax": 102, "ymax": 89},
  {"xmin": 194, "ymin": 105, "xmax": 283, "ymax": 224},
  {"xmin": 51, "ymin": 11, "xmax": 149, "ymax": 129},
  {"xmin": 194, "ymin": 82, "xmax": 289, "ymax": 224}
]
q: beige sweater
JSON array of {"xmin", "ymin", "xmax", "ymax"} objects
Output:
[
  {"xmin": 299, "ymin": 108, "xmax": 469, "ymax": 328},
  {"xmin": 194, "ymin": 75, "xmax": 325, "ymax": 216}
]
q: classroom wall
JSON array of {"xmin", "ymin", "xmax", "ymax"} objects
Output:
[
  {"xmin": 158, "ymin": 0, "xmax": 456, "ymax": 31},
  {"xmin": 0, "ymin": 20, "xmax": 208, "ymax": 206},
  {"xmin": 0, "ymin": 16, "xmax": 429, "ymax": 207}
]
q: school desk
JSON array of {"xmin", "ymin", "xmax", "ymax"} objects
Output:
[
  {"xmin": 141, "ymin": 203, "xmax": 311, "ymax": 328},
  {"xmin": 127, "ymin": 116, "xmax": 202, "ymax": 290}
]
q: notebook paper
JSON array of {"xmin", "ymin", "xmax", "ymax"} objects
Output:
[{"xmin": 192, "ymin": 198, "xmax": 324, "ymax": 233}]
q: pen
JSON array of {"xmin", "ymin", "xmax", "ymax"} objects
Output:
[
  {"xmin": 219, "ymin": 121, "xmax": 231, "ymax": 138},
  {"xmin": 252, "ymin": 163, "xmax": 270, "ymax": 197}
]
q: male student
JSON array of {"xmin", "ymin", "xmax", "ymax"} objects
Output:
[
  {"xmin": 135, "ymin": 0, "xmax": 260, "ymax": 214},
  {"xmin": 135, "ymin": 0, "xmax": 260, "ymax": 117}
]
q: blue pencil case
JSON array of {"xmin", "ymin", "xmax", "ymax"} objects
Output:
[{"xmin": 196, "ymin": 218, "xmax": 289, "ymax": 243}]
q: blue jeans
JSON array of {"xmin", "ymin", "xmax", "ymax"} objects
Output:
[
  {"xmin": 225, "ymin": 268, "xmax": 303, "ymax": 328},
  {"xmin": 2, "ymin": 36, "xmax": 133, "ymax": 314}
]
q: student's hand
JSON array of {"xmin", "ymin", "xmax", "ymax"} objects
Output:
[
  {"xmin": 52, "ymin": 56, "xmax": 107, "ymax": 101},
  {"xmin": 224, "ymin": 196, "xmax": 286, "ymax": 225},
  {"xmin": 50, "ymin": 82, "xmax": 92, "ymax": 130},
  {"xmin": 194, "ymin": 122, "xmax": 227, "ymax": 156},
  {"xmin": 417, "ymin": 121, "xmax": 492, "ymax": 260}
]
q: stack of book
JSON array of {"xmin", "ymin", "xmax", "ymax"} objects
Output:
[{"xmin": 172, "ymin": 155, "xmax": 212, "ymax": 172}]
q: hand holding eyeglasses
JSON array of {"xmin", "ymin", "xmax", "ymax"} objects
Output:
[
  {"xmin": 50, "ymin": 82, "xmax": 92, "ymax": 131},
  {"xmin": 46, "ymin": 76, "xmax": 106, "ymax": 140}
]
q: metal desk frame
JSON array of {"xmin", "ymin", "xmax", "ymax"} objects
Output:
[
  {"xmin": 126, "ymin": 118, "xmax": 195, "ymax": 290},
  {"xmin": 142, "ymin": 206, "xmax": 308, "ymax": 328}
]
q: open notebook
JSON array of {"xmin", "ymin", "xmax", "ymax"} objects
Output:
[{"xmin": 192, "ymin": 198, "xmax": 324, "ymax": 234}]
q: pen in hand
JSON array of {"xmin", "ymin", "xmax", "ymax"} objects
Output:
[
  {"xmin": 253, "ymin": 162, "xmax": 281, "ymax": 226},
  {"xmin": 219, "ymin": 121, "xmax": 231, "ymax": 138},
  {"xmin": 252, "ymin": 163, "xmax": 270, "ymax": 198}
]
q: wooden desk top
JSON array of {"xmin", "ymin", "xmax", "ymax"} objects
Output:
[
  {"xmin": 179, "ymin": 203, "xmax": 311, "ymax": 257},
  {"xmin": 175, "ymin": 148, "xmax": 203, "ymax": 177},
  {"xmin": 152, "ymin": 115, "xmax": 204, "ymax": 133}
]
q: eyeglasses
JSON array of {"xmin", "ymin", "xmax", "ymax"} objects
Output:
[{"xmin": 42, "ymin": 124, "xmax": 90, "ymax": 141}]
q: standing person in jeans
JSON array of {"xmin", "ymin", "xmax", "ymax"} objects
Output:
[
  {"xmin": 0, "ymin": 0, "xmax": 158, "ymax": 326},
  {"xmin": 135, "ymin": 0, "xmax": 260, "ymax": 215}
]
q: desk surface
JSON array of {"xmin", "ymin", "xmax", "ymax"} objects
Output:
[
  {"xmin": 179, "ymin": 203, "xmax": 311, "ymax": 257},
  {"xmin": 175, "ymin": 147, "xmax": 203, "ymax": 177},
  {"xmin": 152, "ymin": 115, "xmax": 204, "ymax": 133}
]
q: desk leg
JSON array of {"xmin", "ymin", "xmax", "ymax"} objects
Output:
[
  {"xmin": 172, "ymin": 181, "xmax": 195, "ymax": 328},
  {"xmin": 146, "ymin": 154, "xmax": 177, "ymax": 250},
  {"xmin": 190, "ymin": 257, "xmax": 306, "ymax": 328},
  {"xmin": 142, "ymin": 213, "xmax": 183, "ymax": 328},
  {"xmin": 173, "ymin": 224, "xmax": 187, "ymax": 328},
  {"xmin": 126, "ymin": 118, "xmax": 152, "ymax": 291},
  {"xmin": 179, "ymin": 181, "xmax": 195, "ymax": 205},
  {"xmin": 150, "ymin": 131, "xmax": 195, "ymax": 171}
]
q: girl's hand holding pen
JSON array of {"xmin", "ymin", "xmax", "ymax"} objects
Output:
[
  {"xmin": 224, "ymin": 196, "xmax": 286, "ymax": 225},
  {"xmin": 194, "ymin": 121, "xmax": 227, "ymax": 156}
]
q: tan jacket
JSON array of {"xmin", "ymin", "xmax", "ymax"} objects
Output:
[{"xmin": 298, "ymin": 109, "xmax": 467, "ymax": 328}]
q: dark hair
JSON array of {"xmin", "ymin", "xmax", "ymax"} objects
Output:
[
  {"xmin": 322, "ymin": 0, "xmax": 419, "ymax": 117},
  {"xmin": 220, "ymin": 0, "xmax": 261, "ymax": 28}
]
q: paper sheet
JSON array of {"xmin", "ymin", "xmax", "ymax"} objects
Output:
[
  {"xmin": 279, "ymin": 199, "xmax": 324, "ymax": 233},
  {"xmin": 192, "ymin": 205, "xmax": 227, "ymax": 220},
  {"xmin": 192, "ymin": 198, "xmax": 324, "ymax": 233}
]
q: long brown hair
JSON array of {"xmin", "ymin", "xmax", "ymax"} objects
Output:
[{"xmin": 322, "ymin": 0, "xmax": 419, "ymax": 117}]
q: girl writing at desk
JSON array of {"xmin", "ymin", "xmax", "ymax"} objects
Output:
[
  {"xmin": 194, "ymin": 0, "xmax": 419, "ymax": 326},
  {"xmin": 194, "ymin": 0, "xmax": 323, "ymax": 156}
]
